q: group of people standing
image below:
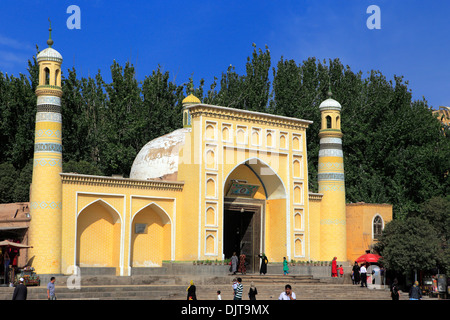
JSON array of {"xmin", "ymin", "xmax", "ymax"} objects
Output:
[
  {"xmin": 230, "ymin": 252, "xmax": 268, "ymax": 275},
  {"xmin": 351, "ymin": 261, "xmax": 367, "ymax": 286}
]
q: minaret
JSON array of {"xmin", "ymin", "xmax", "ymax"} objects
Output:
[
  {"xmin": 28, "ymin": 22, "xmax": 63, "ymax": 275},
  {"xmin": 318, "ymin": 89, "xmax": 347, "ymax": 261},
  {"xmin": 182, "ymin": 86, "xmax": 200, "ymax": 128}
]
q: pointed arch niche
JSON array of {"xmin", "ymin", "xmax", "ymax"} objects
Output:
[
  {"xmin": 130, "ymin": 203, "xmax": 172, "ymax": 267},
  {"xmin": 76, "ymin": 199, "xmax": 122, "ymax": 270}
]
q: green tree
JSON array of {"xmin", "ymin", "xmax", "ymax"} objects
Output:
[
  {"xmin": 63, "ymin": 160, "xmax": 103, "ymax": 176},
  {"xmin": 376, "ymin": 217, "xmax": 440, "ymax": 275},
  {"xmin": 0, "ymin": 163, "xmax": 18, "ymax": 203},
  {"xmin": 100, "ymin": 61, "xmax": 141, "ymax": 176},
  {"xmin": 243, "ymin": 44, "xmax": 271, "ymax": 112}
]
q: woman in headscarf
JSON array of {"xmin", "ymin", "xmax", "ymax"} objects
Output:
[
  {"xmin": 258, "ymin": 253, "xmax": 268, "ymax": 275},
  {"xmin": 283, "ymin": 257, "xmax": 289, "ymax": 275},
  {"xmin": 352, "ymin": 261, "xmax": 360, "ymax": 285},
  {"xmin": 248, "ymin": 281, "xmax": 257, "ymax": 300},
  {"xmin": 186, "ymin": 280, "xmax": 197, "ymax": 300},
  {"xmin": 238, "ymin": 253, "xmax": 246, "ymax": 275},
  {"xmin": 331, "ymin": 257, "xmax": 337, "ymax": 278},
  {"xmin": 231, "ymin": 252, "xmax": 238, "ymax": 275}
]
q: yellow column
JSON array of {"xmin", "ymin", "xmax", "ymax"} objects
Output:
[
  {"xmin": 28, "ymin": 29, "xmax": 64, "ymax": 275},
  {"xmin": 318, "ymin": 91, "xmax": 347, "ymax": 261}
]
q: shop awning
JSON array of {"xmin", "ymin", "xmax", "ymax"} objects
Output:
[{"xmin": 0, "ymin": 240, "xmax": 32, "ymax": 248}]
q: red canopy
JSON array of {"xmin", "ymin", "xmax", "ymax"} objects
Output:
[{"xmin": 355, "ymin": 253, "xmax": 381, "ymax": 263}]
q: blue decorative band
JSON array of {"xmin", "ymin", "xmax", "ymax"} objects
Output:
[
  {"xmin": 320, "ymin": 137, "xmax": 342, "ymax": 145},
  {"xmin": 318, "ymin": 162, "xmax": 345, "ymax": 171},
  {"xmin": 318, "ymin": 184, "xmax": 346, "ymax": 192},
  {"xmin": 37, "ymin": 96, "xmax": 61, "ymax": 106},
  {"xmin": 318, "ymin": 173, "xmax": 345, "ymax": 181},
  {"xmin": 33, "ymin": 158, "xmax": 62, "ymax": 167},
  {"xmin": 30, "ymin": 201, "xmax": 62, "ymax": 210},
  {"xmin": 36, "ymin": 112, "xmax": 62, "ymax": 123},
  {"xmin": 319, "ymin": 149, "xmax": 343, "ymax": 157},
  {"xmin": 35, "ymin": 129, "xmax": 62, "ymax": 138},
  {"xmin": 34, "ymin": 143, "xmax": 62, "ymax": 153}
]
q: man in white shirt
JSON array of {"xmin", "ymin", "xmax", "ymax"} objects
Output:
[
  {"xmin": 360, "ymin": 264, "xmax": 367, "ymax": 287},
  {"xmin": 278, "ymin": 284, "xmax": 296, "ymax": 300}
]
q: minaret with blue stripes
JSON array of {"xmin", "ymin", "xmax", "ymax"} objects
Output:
[
  {"xmin": 28, "ymin": 23, "xmax": 63, "ymax": 274},
  {"xmin": 318, "ymin": 89, "xmax": 347, "ymax": 261}
]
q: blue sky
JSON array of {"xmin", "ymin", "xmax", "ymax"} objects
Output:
[{"xmin": 0, "ymin": 0, "xmax": 449, "ymax": 109}]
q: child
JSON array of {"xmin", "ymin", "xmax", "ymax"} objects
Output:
[
  {"xmin": 217, "ymin": 290, "xmax": 222, "ymax": 300},
  {"xmin": 338, "ymin": 265, "xmax": 344, "ymax": 277}
]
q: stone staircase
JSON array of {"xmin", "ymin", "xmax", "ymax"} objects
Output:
[{"xmin": 0, "ymin": 273, "xmax": 426, "ymax": 300}]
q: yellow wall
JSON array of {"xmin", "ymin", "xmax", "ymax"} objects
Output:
[
  {"xmin": 346, "ymin": 203, "xmax": 393, "ymax": 262},
  {"xmin": 60, "ymin": 174, "xmax": 182, "ymax": 276}
]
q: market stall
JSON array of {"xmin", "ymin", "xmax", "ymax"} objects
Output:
[{"xmin": 0, "ymin": 240, "xmax": 39, "ymax": 286}]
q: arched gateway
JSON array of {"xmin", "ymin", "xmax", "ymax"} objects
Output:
[{"xmin": 223, "ymin": 158, "xmax": 287, "ymax": 272}]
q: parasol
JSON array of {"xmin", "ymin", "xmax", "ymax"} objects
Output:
[{"xmin": 355, "ymin": 253, "xmax": 381, "ymax": 263}]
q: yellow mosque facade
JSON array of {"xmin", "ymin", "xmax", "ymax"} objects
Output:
[{"xmin": 27, "ymin": 35, "xmax": 392, "ymax": 276}]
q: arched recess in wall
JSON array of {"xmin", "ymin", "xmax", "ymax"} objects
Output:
[
  {"xmin": 76, "ymin": 199, "xmax": 122, "ymax": 270},
  {"xmin": 130, "ymin": 203, "xmax": 171, "ymax": 267},
  {"xmin": 223, "ymin": 157, "xmax": 288, "ymax": 261}
]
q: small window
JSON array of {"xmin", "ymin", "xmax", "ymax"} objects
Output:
[
  {"xmin": 44, "ymin": 67, "xmax": 50, "ymax": 85},
  {"xmin": 373, "ymin": 216, "xmax": 383, "ymax": 240},
  {"xmin": 326, "ymin": 115, "xmax": 332, "ymax": 129},
  {"xmin": 55, "ymin": 69, "xmax": 60, "ymax": 86}
]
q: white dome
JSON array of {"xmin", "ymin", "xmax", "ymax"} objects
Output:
[
  {"xmin": 319, "ymin": 98, "xmax": 341, "ymax": 110},
  {"xmin": 130, "ymin": 128, "xmax": 190, "ymax": 181},
  {"xmin": 37, "ymin": 47, "xmax": 63, "ymax": 63}
]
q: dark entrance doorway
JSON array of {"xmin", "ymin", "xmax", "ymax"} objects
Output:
[{"xmin": 223, "ymin": 199, "xmax": 263, "ymax": 273}]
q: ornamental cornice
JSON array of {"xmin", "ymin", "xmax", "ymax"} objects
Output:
[
  {"xmin": 60, "ymin": 173, "xmax": 184, "ymax": 191},
  {"xmin": 308, "ymin": 192, "xmax": 324, "ymax": 201},
  {"xmin": 187, "ymin": 104, "xmax": 312, "ymax": 131},
  {"xmin": 35, "ymin": 85, "xmax": 63, "ymax": 98},
  {"xmin": 318, "ymin": 129, "xmax": 343, "ymax": 139}
]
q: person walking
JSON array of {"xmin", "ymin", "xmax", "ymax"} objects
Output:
[
  {"xmin": 258, "ymin": 253, "xmax": 268, "ymax": 275},
  {"xmin": 409, "ymin": 281, "xmax": 422, "ymax": 300},
  {"xmin": 234, "ymin": 277, "xmax": 243, "ymax": 300},
  {"xmin": 278, "ymin": 284, "xmax": 296, "ymax": 300},
  {"xmin": 248, "ymin": 282, "xmax": 257, "ymax": 300},
  {"xmin": 231, "ymin": 252, "xmax": 238, "ymax": 275},
  {"xmin": 360, "ymin": 264, "xmax": 367, "ymax": 287},
  {"xmin": 390, "ymin": 278, "xmax": 400, "ymax": 301},
  {"xmin": 12, "ymin": 277, "xmax": 27, "ymax": 300},
  {"xmin": 47, "ymin": 277, "xmax": 57, "ymax": 300},
  {"xmin": 282, "ymin": 257, "xmax": 290, "ymax": 275},
  {"xmin": 186, "ymin": 280, "xmax": 197, "ymax": 300}
]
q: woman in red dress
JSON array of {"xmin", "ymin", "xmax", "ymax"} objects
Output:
[{"xmin": 331, "ymin": 257, "xmax": 337, "ymax": 277}]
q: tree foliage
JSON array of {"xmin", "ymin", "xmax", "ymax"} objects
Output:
[
  {"xmin": 376, "ymin": 217, "xmax": 441, "ymax": 275},
  {"xmin": 0, "ymin": 45, "xmax": 447, "ymax": 227}
]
